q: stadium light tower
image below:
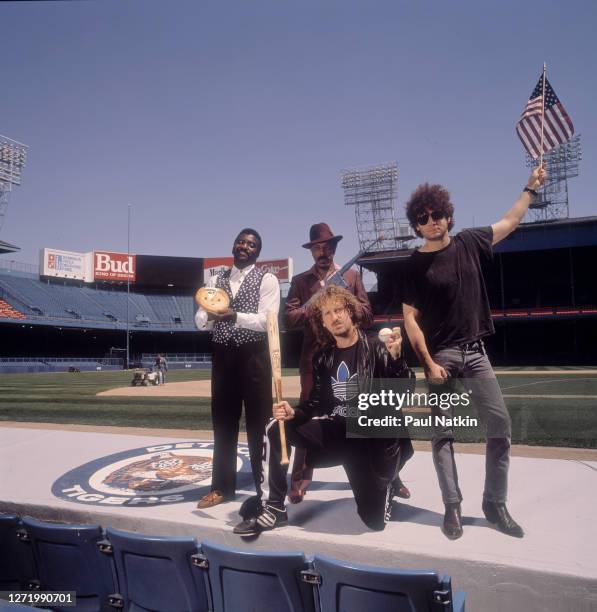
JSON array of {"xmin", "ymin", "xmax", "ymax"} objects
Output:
[
  {"xmin": 341, "ymin": 161, "xmax": 414, "ymax": 252},
  {"xmin": 0, "ymin": 135, "xmax": 28, "ymax": 233},
  {"xmin": 525, "ymin": 134, "xmax": 582, "ymax": 223}
]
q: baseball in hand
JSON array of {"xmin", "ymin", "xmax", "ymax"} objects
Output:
[{"xmin": 378, "ymin": 327, "xmax": 393, "ymax": 343}]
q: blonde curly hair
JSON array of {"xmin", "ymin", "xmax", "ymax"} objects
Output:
[{"xmin": 308, "ymin": 285, "xmax": 363, "ymax": 347}]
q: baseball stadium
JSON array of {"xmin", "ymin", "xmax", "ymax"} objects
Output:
[
  {"xmin": 1, "ymin": 138, "xmax": 596, "ymax": 612},
  {"xmin": 1, "ymin": 2, "xmax": 597, "ymax": 611}
]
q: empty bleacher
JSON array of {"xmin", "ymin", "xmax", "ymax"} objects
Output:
[
  {"xmin": 0, "ymin": 514, "xmax": 466, "ymax": 611},
  {"xmin": 0, "ymin": 271, "xmax": 198, "ymax": 331}
]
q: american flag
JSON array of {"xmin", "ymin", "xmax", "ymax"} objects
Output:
[{"xmin": 516, "ymin": 75, "xmax": 574, "ymax": 159}]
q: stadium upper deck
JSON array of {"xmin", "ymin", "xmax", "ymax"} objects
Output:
[
  {"xmin": 357, "ymin": 216, "xmax": 597, "ymax": 364},
  {"xmin": 360, "ymin": 215, "xmax": 597, "ymax": 319},
  {"xmin": 0, "ymin": 269, "xmax": 196, "ymax": 331}
]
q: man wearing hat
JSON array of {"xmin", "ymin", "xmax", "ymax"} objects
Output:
[{"xmin": 284, "ymin": 223, "xmax": 374, "ymax": 502}]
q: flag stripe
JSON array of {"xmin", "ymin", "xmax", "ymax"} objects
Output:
[
  {"xmin": 518, "ymin": 120, "xmax": 540, "ymax": 158},
  {"xmin": 556, "ymin": 102, "xmax": 574, "ymax": 133},
  {"xmin": 545, "ymin": 112, "xmax": 567, "ymax": 143},
  {"xmin": 528, "ymin": 115, "xmax": 544, "ymax": 148},
  {"xmin": 516, "ymin": 124, "xmax": 538, "ymax": 158},
  {"xmin": 541, "ymin": 118, "xmax": 558, "ymax": 149},
  {"xmin": 552, "ymin": 104, "xmax": 574, "ymax": 137},
  {"xmin": 548, "ymin": 107, "xmax": 570, "ymax": 139}
]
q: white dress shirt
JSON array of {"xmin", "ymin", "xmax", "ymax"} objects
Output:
[{"xmin": 194, "ymin": 264, "xmax": 280, "ymax": 332}]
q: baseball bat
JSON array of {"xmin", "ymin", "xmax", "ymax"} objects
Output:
[{"xmin": 266, "ymin": 311, "xmax": 289, "ymax": 465}]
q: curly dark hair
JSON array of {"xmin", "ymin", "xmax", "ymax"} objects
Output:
[
  {"xmin": 405, "ymin": 183, "xmax": 455, "ymax": 238},
  {"xmin": 308, "ymin": 285, "xmax": 363, "ymax": 347}
]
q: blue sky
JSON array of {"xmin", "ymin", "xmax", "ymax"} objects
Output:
[{"xmin": 1, "ymin": 0, "xmax": 595, "ymax": 277}]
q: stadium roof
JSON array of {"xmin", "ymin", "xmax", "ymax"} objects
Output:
[
  {"xmin": 0, "ymin": 239, "xmax": 20, "ymax": 255},
  {"xmin": 357, "ymin": 215, "xmax": 597, "ymax": 268}
]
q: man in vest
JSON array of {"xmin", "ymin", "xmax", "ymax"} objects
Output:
[{"xmin": 195, "ymin": 228, "xmax": 281, "ymax": 508}]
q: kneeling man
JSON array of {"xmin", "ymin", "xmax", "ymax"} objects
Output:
[{"xmin": 234, "ymin": 286, "xmax": 414, "ymax": 535}]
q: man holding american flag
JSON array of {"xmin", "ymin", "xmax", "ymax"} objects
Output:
[{"xmin": 401, "ymin": 161, "xmax": 547, "ymax": 540}]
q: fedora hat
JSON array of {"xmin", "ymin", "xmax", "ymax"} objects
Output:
[{"xmin": 302, "ymin": 223, "xmax": 343, "ymax": 249}]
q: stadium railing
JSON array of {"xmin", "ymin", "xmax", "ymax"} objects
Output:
[
  {"xmin": 1, "ymin": 514, "xmax": 466, "ymax": 612},
  {"xmin": 139, "ymin": 353, "xmax": 212, "ymax": 370},
  {"xmin": 0, "ymin": 260, "xmax": 38, "ymax": 275},
  {"xmin": 0, "ymin": 357, "xmax": 123, "ymax": 374}
]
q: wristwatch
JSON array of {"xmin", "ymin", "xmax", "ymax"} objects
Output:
[{"xmin": 523, "ymin": 186, "xmax": 538, "ymax": 196}]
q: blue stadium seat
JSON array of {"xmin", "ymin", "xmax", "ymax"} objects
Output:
[
  {"xmin": 22, "ymin": 517, "xmax": 117, "ymax": 612},
  {"xmin": 105, "ymin": 526, "xmax": 209, "ymax": 612},
  {"xmin": 197, "ymin": 540, "xmax": 316, "ymax": 612},
  {"xmin": 0, "ymin": 515, "xmax": 36, "ymax": 591},
  {"xmin": 309, "ymin": 555, "xmax": 466, "ymax": 612}
]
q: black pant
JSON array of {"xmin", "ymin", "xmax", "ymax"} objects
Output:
[
  {"xmin": 211, "ymin": 341, "xmax": 271, "ymax": 497},
  {"xmin": 263, "ymin": 417, "xmax": 411, "ymax": 529}
]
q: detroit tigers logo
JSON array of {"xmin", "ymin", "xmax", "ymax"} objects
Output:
[
  {"xmin": 102, "ymin": 452, "xmax": 213, "ymax": 493},
  {"xmin": 52, "ymin": 441, "xmax": 251, "ymax": 506}
]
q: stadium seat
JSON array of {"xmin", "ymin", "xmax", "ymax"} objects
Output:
[
  {"xmin": 105, "ymin": 526, "xmax": 209, "ymax": 612},
  {"xmin": 196, "ymin": 540, "xmax": 316, "ymax": 612},
  {"xmin": 309, "ymin": 554, "xmax": 466, "ymax": 612},
  {"xmin": 22, "ymin": 517, "xmax": 117, "ymax": 612},
  {"xmin": 0, "ymin": 514, "xmax": 36, "ymax": 591}
]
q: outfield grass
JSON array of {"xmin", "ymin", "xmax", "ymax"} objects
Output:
[
  {"xmin": 0, "ymin": 369, "xmax": 595, "ymax": 448},
  {"xmin": 0, "ymin": 369, "xmax": 299, "ymax": 431}
]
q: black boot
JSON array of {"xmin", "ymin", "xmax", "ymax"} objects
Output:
[
  {"xmin": 442, "ymin": 502, "xmax": 463, "ymax": 540},
  {"xmin": 482, "ymin": 500, "xmax": 524, "ymax": 538}
]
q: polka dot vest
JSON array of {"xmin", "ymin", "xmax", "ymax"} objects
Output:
[{"xmin": 212, "ymin": 266, "xmax": 267, "ymax": 346}]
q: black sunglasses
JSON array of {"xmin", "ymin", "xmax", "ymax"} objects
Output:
[{"xmin": 416, "ymin": 211, "xmax": 447, "ymax": 225}]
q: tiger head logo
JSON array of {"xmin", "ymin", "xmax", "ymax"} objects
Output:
[{"xmin": 102, "ymin": 452, "xmax": 213, "ymax": 493}]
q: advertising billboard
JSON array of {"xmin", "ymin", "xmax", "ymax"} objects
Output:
[
  {"xmin": 203, "ymin": 257, "xmax": 293, "ymax": 283},
  {"xmin": 40, "ymin": 248, "xmax": 91, "ymax": 281},
  {"xmin": 93, "ymin": 251, "xmax": 136, "ymax": 282}
]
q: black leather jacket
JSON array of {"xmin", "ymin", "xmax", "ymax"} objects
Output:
[{"xmin": 293, "ymin": 329, "xmax": 415, "ymax": 424}]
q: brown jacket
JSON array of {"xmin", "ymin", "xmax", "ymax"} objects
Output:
[{"xmin": 285, "ymin": 265, "xmax": 373, "ymax": 400}]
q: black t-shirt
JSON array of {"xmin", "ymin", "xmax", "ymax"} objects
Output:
[
  {"xmin": 402, "ymin": 227, "xmax": 494, "ymax": 353},
  {"xmin": 327, "ymin": 343, "xmax": 359, "ymax": 418}
]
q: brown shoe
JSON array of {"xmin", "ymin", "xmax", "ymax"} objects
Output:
[
  {"xmin": 395, "ymin": 484, "xmax": 411, "ymax": 499},
  {"xmin": 197, "ymin": 490, "xmax": 227, "ymax": 509}
]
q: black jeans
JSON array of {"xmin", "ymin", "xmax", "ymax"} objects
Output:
[
  {"xmin": 210, "ymin": 341, "xmax": 271, "ymax": 497},
  {"xmin": 262, "ymin": 416, "xmax": 411, "ymax": 529}
]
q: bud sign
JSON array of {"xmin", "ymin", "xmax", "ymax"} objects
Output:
[{"xmin": 94, "ymin": 251, "xmax": 136, "ymax": 281}]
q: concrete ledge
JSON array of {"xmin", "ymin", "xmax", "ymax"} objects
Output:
[{"xmin": 1, "ymin": 427, "xmax": 596, "ymax": 611}]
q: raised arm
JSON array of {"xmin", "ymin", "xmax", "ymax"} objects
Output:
[
  {"xmin": 402, "ymin": 303, "xmax": 447, "ymax": 382},
  {"xmin": 491, "ymin": 165, "xmax": 547, "ymax": 245}
]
